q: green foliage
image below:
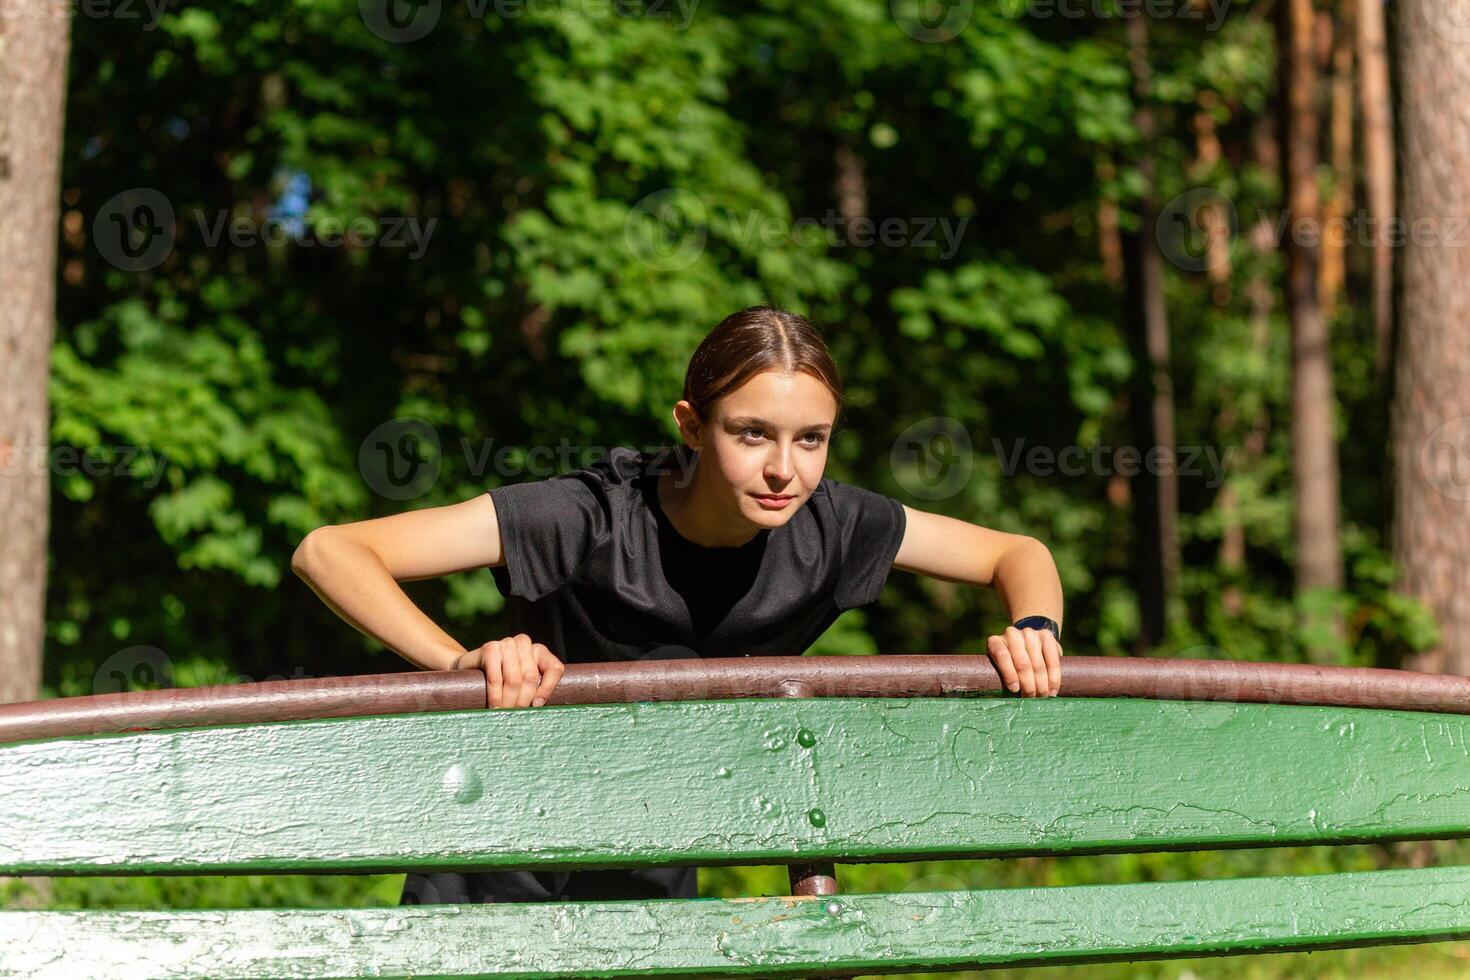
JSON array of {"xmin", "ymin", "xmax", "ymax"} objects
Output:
[
  {"xmin": 44, "ymin": 0, "xmax": 1438, "ymax": 705},
  {"xmin": 1, "ymin": 873, "xmax": 401, "ymax": 912}
]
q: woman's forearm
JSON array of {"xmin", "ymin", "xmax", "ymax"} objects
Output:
[
  {"xmin": 292, "ymin": 529, "xmax": 468, "ymax": 671},
  {"xmin": 991, "ymin": 538, "xmax": 1065, "ymax": 630}
]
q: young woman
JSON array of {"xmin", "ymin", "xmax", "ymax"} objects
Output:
[{"xmin": 292, "ymin": 305, "xmax": 1065, "ymax": 906}]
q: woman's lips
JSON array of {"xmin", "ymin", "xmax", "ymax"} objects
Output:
[{"xmin": 752, "ymin": 492, "xmax": 795, "ymax": 509}]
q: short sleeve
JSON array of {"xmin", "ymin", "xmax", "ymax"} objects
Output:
[
  {"xmin": 488, "ymin": 474, "xmax": 608, "ymax": 601},
  {"xmin": 828, "ymin": 481, "xmax": 907, "ymax": 610}
]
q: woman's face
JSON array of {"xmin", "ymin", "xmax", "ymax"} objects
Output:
[{"xmin": 684, "ymin": 370, "xmax": 838, "ymax": 529}]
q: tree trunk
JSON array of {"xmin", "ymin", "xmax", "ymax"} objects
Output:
[
  {"xmin": 1278, "ymin": 0, "xmax": 1346, "ymax": 661},
  {"xmin": 0, "ymin": 0, "xmax": 72, "ymax": 706},
  {"xmin": 1096, "ymin": 157, "xmax": 1124, "ymax": 287},
  {"xmin": 1357, "ymin": 0, "xmax": 1395, "ymax": 374},
  {"xmin": 0, "ymin": 0, "xmax": 73, "ymax": 909},
  {"xmin": 833, "ymin": 141, "xmax": 867, "ymax": 225},
  {"xmin": 1219, "ymin": 215, "xmax": 1279, "ymax": 618},
  {"xmin": 1320, "ymin": 3, "xmax": 1355, "ymax": 319},
  {"xmin": 1392, "ymin": 0, "xmax": 1470, "ymax": 674},
  {"xmin": 1122, "ymin": 15, "xmax": 1178, "ymax": 653},
  {"xmin": 1189, "ymin": 91, "xmax": 1233, "ymax": 301},
  {"xmin": 1221, "ymin": 117, "xmax": 1282, "ymax": 616}
]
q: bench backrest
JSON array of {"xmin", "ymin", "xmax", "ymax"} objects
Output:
[{"xmin": 2, "ymin": 695, "xmax": 1469, "ymax": 977}]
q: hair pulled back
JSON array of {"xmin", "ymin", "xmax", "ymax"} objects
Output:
[{"xmin": 681, "ymin": 306, "xmax": 844, "ymax": 431}]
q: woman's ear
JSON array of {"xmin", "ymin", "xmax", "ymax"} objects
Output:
[{"xmin": 671, "ymin": 400, "xmax": 704, "ymax": 450}]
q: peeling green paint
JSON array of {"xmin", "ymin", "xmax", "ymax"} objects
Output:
[
  {"xmin": 1, "ymin": 697, "xmax": 1466, "ymax": 876},
  {"xmin": 3, "ymin": 866, "xmax": 1470, "ymax": 977}
]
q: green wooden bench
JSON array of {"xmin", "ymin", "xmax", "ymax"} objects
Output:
[{"xmin": 2, "ymin": 655, "xmax": 1470, "ymax": 977}]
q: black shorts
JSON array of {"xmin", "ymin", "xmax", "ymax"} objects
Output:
[{"xmin": 399, "ymin": 866, "xmax": 698, "ymax": 904}]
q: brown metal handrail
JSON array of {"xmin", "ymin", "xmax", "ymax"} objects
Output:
[{"xmin": 2, "ymin": 655, "xmax": 1469, "ymax": 746}]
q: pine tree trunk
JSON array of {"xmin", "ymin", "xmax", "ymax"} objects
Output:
[
  {"xmin": 833, "ymin": 141, "xmax": 867, "ymax": 224},
  {"xmin": 0, "ymin": 0, "xmax": 72, "ymax": 706},
  {"xmin": 1219, "ymin": 215, "xmax": 1278, "ymax": 618},
  {"xmin": 1392, "ymin": 0, "xmax": 1470, "ymax": 674},
  {"xmin": 1320, "ymin": 3, "xmax": 1355, "ymax": 318},
  {"xmin": 0, "ymin": 0, "xmax": 73, "ymax": 909},
  {"xmin": 1189, "ymin": 92, "xmax": 1233, "ymax": 299},
  {"xmin": 1096, "ymin": 157, "xmax": 1124, "ymax": 287},
  {"xmin": 1357, "ymin": 0, "xmax": 1395, "ymax": 374},
  {"xmin": 1122, "ymin": 15, "xmax": 1178, "ymax": 653},
  {"xmin": 1278, "ymin": 0, "xmax": 1346, "ymax": 661}
]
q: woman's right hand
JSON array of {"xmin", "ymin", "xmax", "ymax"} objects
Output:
[{"xmin": 452, "ymin": 633, "xmax": 565, "ymax": 708}]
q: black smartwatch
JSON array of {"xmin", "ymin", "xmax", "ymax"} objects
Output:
[{"xmin": 1011, "ymin": 615, "xmax": 1061, "ymax": 643}]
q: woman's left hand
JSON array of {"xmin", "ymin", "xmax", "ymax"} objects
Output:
[{"xmin": 986, "ymin": 626, "xmax": 1062, "ymax": 698}]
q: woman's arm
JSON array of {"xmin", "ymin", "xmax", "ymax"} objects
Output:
[
  {"xmin": 290, "ymin": 494, "xmax": 507, "ymax": 671},
  {"xmin": 893, "ymin": 505, "xmax": 1064, "ymax": 696}
]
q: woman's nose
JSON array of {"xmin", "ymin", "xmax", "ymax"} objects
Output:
[{"xmin": 765, "ymin": 445, "xmax": 795, "ymax": 482}]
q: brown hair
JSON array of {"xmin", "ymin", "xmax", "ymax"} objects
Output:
[{"xmin": 681, "ymin": 305, "xmax": 844, "ymax": 432}]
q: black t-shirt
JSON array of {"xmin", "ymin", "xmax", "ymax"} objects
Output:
[
  {"xmin": 400, "ymin": 445, "xmax": 905, "ymax": 907},
  {"xmin": 486, "ymin": 444, "xmax": 907, "ymax": 661}
]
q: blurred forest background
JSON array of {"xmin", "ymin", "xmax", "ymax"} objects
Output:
[{"xmin": 3, "ymin": 0, "xmax": 1470, "ymax": 975}]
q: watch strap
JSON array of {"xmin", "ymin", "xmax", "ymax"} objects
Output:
[{"xmin": 1011, "ymin": 615, "xmax": 1061, "ymax": 642}]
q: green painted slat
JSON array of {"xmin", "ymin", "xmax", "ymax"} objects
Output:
[
  {"xmin": 3, "ymin": 866, "xmax": 1470, "ymax": 978},
  {"xmin": 2, "ymin": 697, "xmax": 1469, "ymax": 876}
]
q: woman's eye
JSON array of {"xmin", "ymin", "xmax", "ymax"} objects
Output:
[{"xmin": 741, "ymin": 430, "xmax": 824, "ymax": 446}]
